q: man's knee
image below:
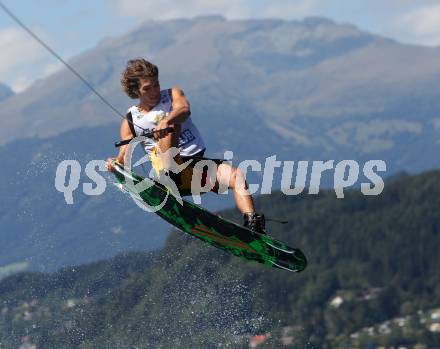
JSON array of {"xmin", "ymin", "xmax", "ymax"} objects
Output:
[{"xmin": 230, "ymin": 167, "xmax": 248, "ymax": 190}]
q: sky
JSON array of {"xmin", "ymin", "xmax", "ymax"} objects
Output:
[{"xmin": 1, "ymin": 0, "xmax": 440, "ymax": 92}]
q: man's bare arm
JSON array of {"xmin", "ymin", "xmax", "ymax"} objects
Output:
[
  {"xmin": 106, "ymin": 119, "xmax": 133, "ymax": 171},
  {"xmin": 116, "ymin": 119, "xmax": 133, "ymax": 163},
  {"xmin": 165, "ymin": 87, "xmax": 191, "ymax": 124},
  {"xmin": 152, "ymin": 87, "xmax": 190, "ymax": 141}
]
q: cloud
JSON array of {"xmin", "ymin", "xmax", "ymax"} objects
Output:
[
  {"xmin": 10, "ymin": 62, "xmax": 63, "ymax": 93},
  {"xmin": 109, "ymin": 0, "xmax": 440, "ymax": 47},
  {"xmin": 0, "ymin": 27, "xmax": 45, "ymax": 91},
  {"xmin": 0, "ymin": 27, "xmax": 45, "ymax": 75},
  {"xmin": 391, "ymin": 4, "xmax": 440, "ymax": 46},
  {"xmin": 0, "ymin": 26, "xmax": 64, "ymax": 92},
  {"xmin": 109, "ymin": 0, "xmax": 324, "ymax": 20}
]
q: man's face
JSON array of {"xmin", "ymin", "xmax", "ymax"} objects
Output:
[{"xmin": 138, "ymin": 77, "xmax": 161, "ymax": 105}]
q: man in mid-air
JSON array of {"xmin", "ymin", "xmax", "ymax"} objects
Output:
[{"xmin": 106, "ymin": 58, "xmax": 266, "ymax": 234}]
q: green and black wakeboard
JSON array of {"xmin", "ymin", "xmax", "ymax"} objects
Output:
[{"xmin": 112, "ymin": 161, "xmax": 307, "ymax": 272}]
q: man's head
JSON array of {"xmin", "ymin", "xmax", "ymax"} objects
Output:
[{"xmin": 121, "ymin": 58, "xmax": 161, "ymax": 105}]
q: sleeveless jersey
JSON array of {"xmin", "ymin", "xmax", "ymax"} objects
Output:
[{"xmin": 127, "ymin": 89, "xmax": 205, "ymax": 156}]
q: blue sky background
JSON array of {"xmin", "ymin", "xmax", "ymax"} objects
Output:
[{"xmin": 1, "ymin": 0, "xmax": 440, "ymax": 92}]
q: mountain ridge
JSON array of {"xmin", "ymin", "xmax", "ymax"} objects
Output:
[{"xmin": 1, "ymin": 16, "xmax": 440, "ymax": 165}]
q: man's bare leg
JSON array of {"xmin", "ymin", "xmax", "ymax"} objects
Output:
[
  {"xmin": 215, "ymin": 163, "xmax": 266, "ymax": 234},
  {"xmin": 216, "ymin": 163, "xmax": 255, "ymax": 214}
]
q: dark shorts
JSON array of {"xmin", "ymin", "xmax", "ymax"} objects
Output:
[{"xmin": 176, "ymin": 150, "xmax": 224, "ymax": 195}]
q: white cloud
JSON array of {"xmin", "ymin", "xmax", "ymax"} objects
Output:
[
  {"xmin": 0, "ymin": 27, "xmax": 45, "ymax": 74},
  {"xmin": 254, "ymin": 0, "xmax": 324, "ymax": 19},
  {"xmin": 391, "ymin": 4, "xmax": 440, "ymax": 46},
  {"xmin": 109, "ymin": 0, "xmax": 324, "ymax": 20},
  {"xmin": 10, "ymin": 62, "xmax": 63, "ymax": 93},
  {"xmin": 10, "ymin": 75, "xmax": 34, "ymax": 93},
  {"xmin": 42, "ymin": 61, "xmax": 63, "ymax": 76},
  {"xmin": 109, "ymin": 0, "xmax": 440, "ymax": 46},
  {"xmin": 0, "ymin": 26, "xmax": 64, "ymax": 92}
]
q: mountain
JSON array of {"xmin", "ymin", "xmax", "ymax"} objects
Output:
[
  {"xmin": 2, "ymin": 15, "xmax": 440, "ymax": 273},
  {"xmin": 0, "ymin": 170, "xmax": 439, "ymax": 348},
  {"xmin": 0, "ymin": 82, "xmax": 13, "ymax": 102},
  {"xmin": 0, "ymin": 16, "xmax": 440, "ymax": 170}
]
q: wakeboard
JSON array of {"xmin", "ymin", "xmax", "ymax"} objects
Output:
[{"xmin": 112, "ymin": 161, "xmax": 307, "ymax": 272}]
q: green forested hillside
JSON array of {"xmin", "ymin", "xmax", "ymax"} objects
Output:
[{"xmin": 1, "ymin": 171, "xmax": 440, "ymax": 348}]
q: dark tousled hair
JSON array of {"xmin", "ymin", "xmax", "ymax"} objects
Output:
[{"xmin": 121, "ymin": 58, "xmax": 159, "ymax": 98}]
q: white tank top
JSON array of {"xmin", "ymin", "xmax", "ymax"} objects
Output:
[{"xmin": 127, "ymin": 89, "xmax": 205, "ymax": 156}]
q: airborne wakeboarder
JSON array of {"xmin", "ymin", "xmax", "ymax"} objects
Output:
[{"xmin": 106, "ymin": 58, "xmax": 266, "ymax": 234}]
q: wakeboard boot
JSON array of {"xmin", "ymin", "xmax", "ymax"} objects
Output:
[{"xmin": 243, "ymin": 212, "xmax": 266, "ymax": 235}]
